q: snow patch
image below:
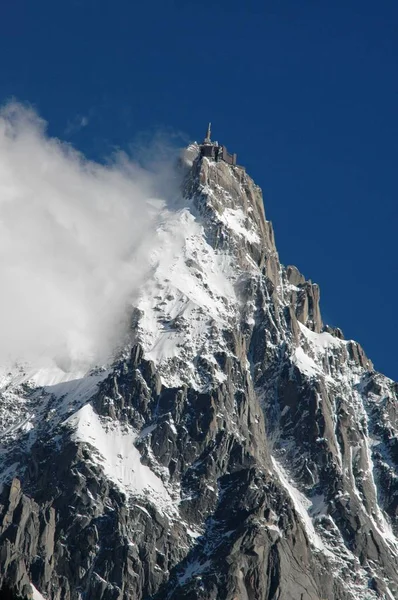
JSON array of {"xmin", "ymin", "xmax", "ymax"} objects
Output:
[
  {"xmin": 64, "ymin": 404, "xmax": 175, "ymax": 515},
  {"xmin": 31, "ymin": 584, "xmax": 46, "ymax": 600},
  {"xmin": 178, "ymin": 559, "xmax": 211, "ymax": 585},
  {"xmin": 272, "ymin": 457, "xmax": 330, "ymax": 554},
  {"xmin": 292, "ymin": 347, "xmax": 320, "ymax": 377},
  {"xmin": 298, "ymin": 322, "xmax": 344, "ymax": 350},
  {"xmin": 217, "ymin": 207, "xmax": 260, "ymax": 244}
]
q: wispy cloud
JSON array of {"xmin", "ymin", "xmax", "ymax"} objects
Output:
[{"xmin": 64, "ymin": 113, "xmax": 91, "ymax": 136}]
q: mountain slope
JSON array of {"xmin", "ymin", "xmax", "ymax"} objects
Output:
[{"xmin": 0, "ymin": 143, "xmax": 397, "ymax": 600}]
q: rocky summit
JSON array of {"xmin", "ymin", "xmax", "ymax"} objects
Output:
[{"xmin": 0, "ymin": 139, "xmax": 398, "ymax": 600}]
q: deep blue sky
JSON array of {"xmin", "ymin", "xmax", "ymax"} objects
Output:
[{"xmin": 1, "ymin": 1, "xmax": 397, "ymax": 379}]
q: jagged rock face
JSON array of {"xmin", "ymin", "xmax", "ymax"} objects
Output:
[{"xmin": 0, "ymin": 148, "xmax": 398, "ymax": 600}]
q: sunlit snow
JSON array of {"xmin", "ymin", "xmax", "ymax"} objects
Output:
[
  {"xmin": 137, "ymin": 207, "xmax": 237, "ymax": 388},
  {"xmin": 31, "ymin": 584, "xmax": 46, "ymax": 600},
  {"xmin": 65, "ymin": 403, "xmax": 176, "ymax": 514}
]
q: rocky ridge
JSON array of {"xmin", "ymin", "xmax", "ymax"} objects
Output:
[{"xmin": 0, "ymin": 143, "xmax": 397, "ymax": 599}]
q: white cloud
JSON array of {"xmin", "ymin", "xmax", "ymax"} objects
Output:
[{"xmin": 0, "ymin": 102, "xmax": 180, "ymax": 371}]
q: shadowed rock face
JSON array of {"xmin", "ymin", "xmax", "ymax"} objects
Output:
[
  {"xmin": 0, "ymin": 583, "xmax": 25, "ymax": 600},
  {"xmin": 0, "ymin": 148, "xmax": 397, "ymax": 599}
]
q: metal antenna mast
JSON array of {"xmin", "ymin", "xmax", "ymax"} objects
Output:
[{"xmin": 204, "ymin": 122, "xmax": 211, "ymax": 143}]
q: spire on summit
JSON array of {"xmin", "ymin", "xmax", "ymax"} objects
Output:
[
  {"xmin": 199, "ymin": 123, "xmax": 238, "ymax": 167},
  {"xmin": 204, "ymin": 122, "xmax": 212, "ymax": 144}
]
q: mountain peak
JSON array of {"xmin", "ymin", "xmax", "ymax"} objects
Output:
[{"xmin": 0, "ymin": 131, "xmax": 397, "ymax": 600}]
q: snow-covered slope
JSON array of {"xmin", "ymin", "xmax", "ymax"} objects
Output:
[
  {"xmin": 0, "ymin": 145, "xmax": 398, "ymax": 600},
  {"xmin": 136, "ymin": 206, "xmax": 237, "ymax": 389}
]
